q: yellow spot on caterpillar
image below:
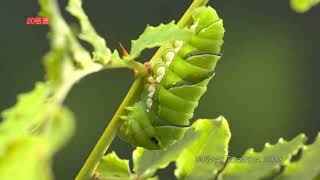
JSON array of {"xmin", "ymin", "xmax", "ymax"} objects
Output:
[
  {"xmin": 146, "ymin": 98, "xmax": 153, "ymax": 109},
  {"xmin": 156, "ymin": 66, "xmax": 166, "ymax": 76},
  {"xmin": 174, "ymin": 40, "xmax": 184, "ymax": 53},
  {"xmin": 148, "ymin": 84, "xmax": 156, "ymax": 98},
  {"xmin": 165, "ymin": 51, "xmax": 175, "ymax": 66},
  {"xmin": 190, "ymin": 21, "xmax": 199, "ymax": 30}
]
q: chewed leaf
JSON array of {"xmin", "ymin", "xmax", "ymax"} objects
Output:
[
  {"xmin": 43, "ymin": 106, "xmax": 75, "ymax": 154},
  {"xmin": 175, "ymin": 117, "xmax": 231, "ymax": 180},
  {"xmin": 276, "ymin": 133, "xmax": 320, "ymax": 180},
  {"xmin": 39, "ymin": 0, "xmax": 91, "ymax": 84},
  {"xmin": 66, "ymin": 0, "xmax": 112, "ymax": 64},
  {"xmin": 0, "ymin": 137, "xmax": 51, "ymax": 180},
  {"xmin": 0, "ymin": 83, "xmax": 75, "ymax": 157},
  {"xmin": 0, "ymin": 82, "xmax": 50, "ymax": 157},
  {"xmin": 129, "ymin": 21, "xmax": 192, "ymax": 59},
  {"xmin": 96, "ymin": 151, "xmax": 131, "ymax": 179},
  {"xmin": 218, "ymin": 134, "xmax": 307, "ymax": 180},
  {"xmin": 290, "ymin": 0, "xmax": 320, "ymax": 13}
]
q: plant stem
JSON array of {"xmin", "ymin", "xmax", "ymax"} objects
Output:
[
  {"xmin": 75, "ymin": 0, "xmax": 208, "ymax": 179},
  {"xmin": 150, "ymin": 0, "xmax": 208, "ymax": 64},
  {"xmin": 75, "ymin": 78, "xmax": 143, "ymax": 180},
  {"xmin": 177, "ymin": 0, "xmax": 208, "ymax": 27}
]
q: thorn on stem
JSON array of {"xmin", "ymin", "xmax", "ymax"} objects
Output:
[
  {"xmin": 147, "ymin": 76, "xmax": 157, "ymax": 84},
  {"xmin": 92, "ymin": 172, "xmax": 100, "ymax": 180},
  {"xmin": 120, "ymin": 115, "xmax": 128, "ymax": 120},
  {"xmin": 133, "ymin": 69, "xmax": 139, "ymax": 77},
  {"xmin": 144, "ymin": 62, "xmax": 157, "ymax": 84},
  {"xmin": 125, "ymin": 106, "xmax": 134, "ymax": 111},
  {"xmin": 118, "ymin": 42, "xmax": 129, "ymax": 57},
  {"xmin": 144, "ymin": 62, "xmax": 152, "ymax": 69},
  {"xmin": 144, "ymin": 62, "xmax": 153, "ymax": 74}
]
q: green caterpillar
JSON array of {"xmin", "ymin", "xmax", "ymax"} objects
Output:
[{"xmin": 119, "ymin": 6, "xmax": 224, "ymax": 150}]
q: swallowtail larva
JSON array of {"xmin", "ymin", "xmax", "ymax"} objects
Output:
[{"xmin": 119, "ymin": 6, "xmax": 225, "ymax": 149}]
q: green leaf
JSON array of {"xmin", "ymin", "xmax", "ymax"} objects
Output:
[
  {"xmin": 96, "ymin": 151, "xmax": 131, "ymax": 179},
  {"xmin": 133, "ymin": 125, "xmax": 198, "ymax": 178},
  {"xmin": 0, "ymin": 137, "xmax": 52, "ymax": 180},
  {"xmin": 133, "ymin": 117, "xmax": 230, "ymax": 179},
  {"xmin": 276, "ymin": 133, "xmax": 320, "ymax": 180},
  {"xmin": 0, "ymin": 82, "xmax": 50, "ymax": 157},
  {"xmin": 218, "ymin": 134, "xmax": 307, "ymax": 180},
  {"xmin": 175, "ymin": 117, "xmax": 231, "ymax": 180},
  {"xmin": 0, "ymin": 83, "xmax": 75, "ymax": 157},
  {"xmin": 66, "ymin": 0, "xmax": 112, "ymax": 64},
  {"xmin": 43, "ymin": 106, "xmax": 75, "ymax": 154},
  {"xmin": 39, "ymin": 0, "xmax": 91, "ymax": 84},
  {"xmin": 43, "ymin": 46, "xmax": 74, "ymax": 84},
  {"xmin": 129, "ymin": 21, "xmax": 192, "ymax": 59},
  {"xmin": 290, "ymin": 0, "xmax": 320, "ymax": 13}
]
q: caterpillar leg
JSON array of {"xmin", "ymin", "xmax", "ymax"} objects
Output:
[
  {"xmin": 119, "ymin": 101, "xmax": 189, "ymax": 149},
  {"xmin": 119, "ymin": 102, "xmax": 161, "ymax": 149}
]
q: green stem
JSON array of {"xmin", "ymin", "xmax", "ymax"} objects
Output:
[
  {"xmin": 76, "ymin": 78, "xmax": 143, "ymax": 180},
  {"xmin": 150, "ymin": 0, "xmax": 208, "ymax": 64},
  {"xmin": 75, "ymin": 0, "xmax": 208, "ymax": 179},
  {"xmin": 177, "ymin": 0, "xmax": 208, "ymax": 27}
]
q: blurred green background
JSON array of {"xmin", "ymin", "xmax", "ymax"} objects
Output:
[{"xmin": 0, "ymin": 0, "xmax": 319, "ymax": 179}]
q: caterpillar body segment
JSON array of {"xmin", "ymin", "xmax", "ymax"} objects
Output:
[{"xmin": 118, "ymin": 6, "xmax": 225, "ymax": 149}]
